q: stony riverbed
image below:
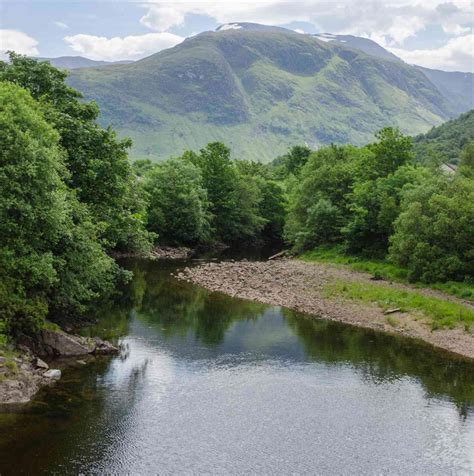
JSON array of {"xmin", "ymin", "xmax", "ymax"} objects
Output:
[{"xmin": 178, "ymin": 259, "xmax": 474, "ymax": 360}]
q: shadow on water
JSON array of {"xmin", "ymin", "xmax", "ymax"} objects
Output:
[{"xmin": 0, "ymin": 258, "xmax": 473, "ymax": 474}]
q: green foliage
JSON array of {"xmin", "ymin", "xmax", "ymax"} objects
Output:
[
  {"xmin": 300, "ymin": 245, "xmax": 474, "ymax": 301},
  {"xmin": 0, "ymin": 52, "xmax": 152, "ymax": 254},
  {"xmin": 413, "ymin": 109, "xmax": 474, "ymax": 165},
  {"xmin": 274, "ymin": 145, "xmax": 312, "ymax": 178},
  {"xmin": 186, "ymin": 142, "xmax": 266, "ymax": 244},
  {"xmin": 389, "ymin": 175, "xmax": 474, "ymax": 282},
  {"xmin": 144, "ymin": 158, "xmax": 210, "ymax": 245},
  {"xmin": 363, "ymin": 127, "xmax": 414, "ymax": 179},
  {"xmin": 286, "ymin": 125, "xmax": 474, "ymax": 287},
  {"xmin": 138, "ymin": 143, "xmax": 285, "ymax": 247},
  {"xmin": 284, "ymin": 144, "xmax": 361, "ymax": 249},
  {"xmin": 459, "ymin": 140, "xmax": 474, "ymax": 178},
  {"xmin": 0, "ymin": 81, "xmax": 118, "ymax": 336},
  {"xmin": 343, "ymin": 165, "xmax": 429, "ymax": 254},
  {"xmin": 326, "ymin": 280, "xmax": 474, "ymax": 329}
]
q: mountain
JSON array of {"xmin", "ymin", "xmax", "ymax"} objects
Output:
[
  {"xmin": 311, "ymin": 32, "xmax": 474, "ymax": 115},
  {"xmin": 414, "ymin": 66, "xmax": 474, "ymax": 115},
  {"xmin": 312, "ymin": 33, "xmax": 401, "ymax": 62},
  {"xmin": 68, "ymin": 26, "xmax": 455, "ymax": 162},
  {"xmin": 413, "ymin": 109, "xmax": 474, "ymax": 164},
  {"xmin": 37, "ymin": 56, "xmax": 133, "ymax": 70}
]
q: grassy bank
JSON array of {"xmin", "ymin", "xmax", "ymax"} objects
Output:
[
  {"xmin": 300, "ymin": 246, "xmax": 474, "ymax": 302},
  {"xmin": 325, "ymin": 280, "xmax": 474, "ymax": 330}
]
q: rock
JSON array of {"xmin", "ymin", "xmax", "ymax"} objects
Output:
[
  {"xmin": 76, "ymin": 360, "xmax": 87, "ymax": 365},
  {"xmin": 35, "ymin": 357, "xmax": 49, "ymax": 370},
  {"xmin": 91, "ymin": 337, "xmax": 119, "ymax": 355},
  {"xmin": 43, "ymin": 369, "xmax": 61, "ymax": 380},
  {"xmin": 40, "ymin": 330, "xmax": 90, "ymax": 356}
]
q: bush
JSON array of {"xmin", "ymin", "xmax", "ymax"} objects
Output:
[{"xmin": 389, "ymin": 176, "xmax": 474, "ymax": 282}]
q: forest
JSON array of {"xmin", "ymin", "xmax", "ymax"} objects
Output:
[{"xmin": 1, "ymin": 53, "xmax": 473, "ymax": 343}]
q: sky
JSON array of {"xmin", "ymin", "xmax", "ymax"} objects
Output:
[{"xmin": 1, "ymin": 1, "xmax": 473, "ymax": 72}]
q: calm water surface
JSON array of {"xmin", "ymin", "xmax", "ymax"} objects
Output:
[{"xmin": 0, "ymin": 259, "xmax": 473, "ymax": 474}]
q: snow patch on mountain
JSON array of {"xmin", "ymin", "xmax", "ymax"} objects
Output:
[
  {"xmin": 217, "ymin": 23, "xmax": 243, "ymax": 31},
  {"xmin": 313, "ymin": 33, "xmax": 346, "ymax": 43}
]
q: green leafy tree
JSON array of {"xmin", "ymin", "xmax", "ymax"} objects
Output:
[
  {"xmin": 360, "ymin": 127, "xmax": 414, "ymax": 180},
  {"xmin": 188, "ymin": 142, "xmax": 265, "ymax": 243},
  {"xmin": 0, "ymin": 53, "xmax": 152, "ymax": 253},
  {"xmin": 0, "ymin": 82, "xmax": 117, "ymax": 336},
  {"xmin": 389, "ymin": 175, "xmax": 474, "ymax": 282},
  {"xmin": 459, "ymin": 140, "xmax": 474, "ymax": 178},
  {"xmin": 144, "ymin": 159, "xmax": 210, "ymax": 245},
  {"xmin": 235, "ymin": 160, "xmax": 286, "ymax": 242},
  {"xmin": 343, "ymin": 166, "xmax": 431, "ymax": 254},
  {"xmin": 285, "ymin": 145, "xmax": 360, "ymax": 249},
  {"xmin": 283, "ymin": 145, "xmax": 312, "ymax": 176}
]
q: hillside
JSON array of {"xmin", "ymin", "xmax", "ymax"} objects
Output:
[
  {"xmin": 413, "ymin": 109, "xmax": 474, "ymax": 164},
  {"xmin": 415, "ymin": 66, "xmax": 474, "ymax": 115},
  {"xmin": 312, "ymin": 33, "xmax": 401, "ymax": 62},
  {"xmin": 311, "ymin": 33, "xmax": 474, "ymax": 115},
  {"xmin": 68, "ymin": 27, "xmax": 455, "ymax": 162}
]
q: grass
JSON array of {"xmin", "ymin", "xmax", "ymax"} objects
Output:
[
  {"xmin": 300, "ymin": 245, "xmax": 474, "ymax": 302},
  {"xmin": 325, "ymin": 280, "xmax": 474, "ymax": 330}
]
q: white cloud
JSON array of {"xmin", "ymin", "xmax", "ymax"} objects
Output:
[
  {"xmin": 140, "ymin": 5, "xmax": 186, "ymax": 31},
  {"xmin": 390, "ymin": 33, "xmax": 474, "ymax": 72},
  {"xmin": 0, "ymin": 29, "xmax": 39, "ymax": 58},
  {"xmin": 54, "ymin": 21, "xmax": 69, "ymax": 30},
  {"xmin": 138, "ymin": 1, "xmax": 473, "ymax": 48},
  {"xmin": 64, "ymin": 32, "xmax": 184, "ymax": 61}
]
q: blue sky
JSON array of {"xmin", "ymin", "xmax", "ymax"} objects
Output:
[{"xmin": 1, "ymin": 1, "xmax": 473, "ymax": 71}]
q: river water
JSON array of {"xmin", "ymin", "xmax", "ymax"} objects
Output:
[{"xmin": 0, "ymin": 258, "xmax": 473, "ymax": 474}]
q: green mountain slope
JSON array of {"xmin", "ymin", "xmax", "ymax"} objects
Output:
[
  {"xmin": 68, "ymin": 28, "xmax": 454, "ymax": 162},
  {"xmin": 415, "ymin": 66, "xmax": 474, "ymax": 115},
  {"xmin": 413, "ymin": 109, "xmax": 474, "ymax": 164},
  {"xmin": 312, "ymin": 32, "xmax": 474, "ymax": 116}
]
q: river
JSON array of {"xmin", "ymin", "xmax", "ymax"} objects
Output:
[{"xmin": 0, "ymin": 258, "xmax": 473, "ymax": 474}]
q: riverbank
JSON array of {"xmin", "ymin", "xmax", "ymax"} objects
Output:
[
  {"xmin": 0, "ymin": 330, "xmax": 118, "ymax": 405},
  {"xmin": 178, "ymin": 259, "xmax": 474, "ymax": 360}
]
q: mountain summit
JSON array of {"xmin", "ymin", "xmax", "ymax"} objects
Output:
[{"xmin": 68, "ymin": 25, "xmax": 466, "ymax": 161}]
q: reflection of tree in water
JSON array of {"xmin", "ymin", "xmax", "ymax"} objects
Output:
[
  {"xmin": 80, "ymin": 262, "xmax": 148, "ymax": 342},
  {"xmin": 283, "ymin": 308, "xmax": 474, "ymax": 412},
  {"xmin": 83, "ymin": 259, "xmax": 474, "ymax": 415},
  {"xmin": 122, "ymin": 258, "xmax": 266, "ymax": 346},
  {"xmin": 137, "ymin": 275, "xmax": 266, "ymax": 345}
]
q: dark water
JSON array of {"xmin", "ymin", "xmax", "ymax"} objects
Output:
[{"xmin": 1, "ymin": 259, "xmax": 473, "ymax": 474}]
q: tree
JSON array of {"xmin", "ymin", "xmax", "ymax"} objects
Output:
[
  {"xmin": 389, "ymin": 175, "xmax": 474, "ymax": 282},
  {"xmin": 283, "ymin": 145, "xmax": 312, "ymax": 176},
  {"xmin": 343, "ymin": 166, "xmax": 431, "ymax": 254},
  {"xmin": 144, "ymin": 159, "xmax": 210, "ymax": 245},
  {"xmin": 235, "ymin": 160, "xmax": 286, "ymax": 242},
  {"xmin": 0, "ymin": 82, "xmax": 117, "ymax": 336},
  {"xmin": 459, "ymin": 140, "xmax": 474, "ymax": 178},
  {"xmin": 285, "ymin": 145, "xmax": 360, "ymax": 249},
  {"xmin": 361, "ymin": 127, "xmax": 414, "ymax": 180},
  {"xmin": 188, "ymin": 143, "xmax": 265, "ymax": 243},
  {"xmin": 0, "ymin": 53, "xmax": 152, "ymax": 253}
]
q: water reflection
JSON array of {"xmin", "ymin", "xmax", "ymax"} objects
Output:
[{"xmin": 0, "ymin": 258, "xmax": 472, "ymax": 474}]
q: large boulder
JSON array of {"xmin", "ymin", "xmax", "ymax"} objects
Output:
[
  {"xmin": 20, "ymin": 330, "xmax": 119, "ymax": 357},
  {"xmin": 40, "ymin": 330, "xmax": 91, "ymax": 356}
]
